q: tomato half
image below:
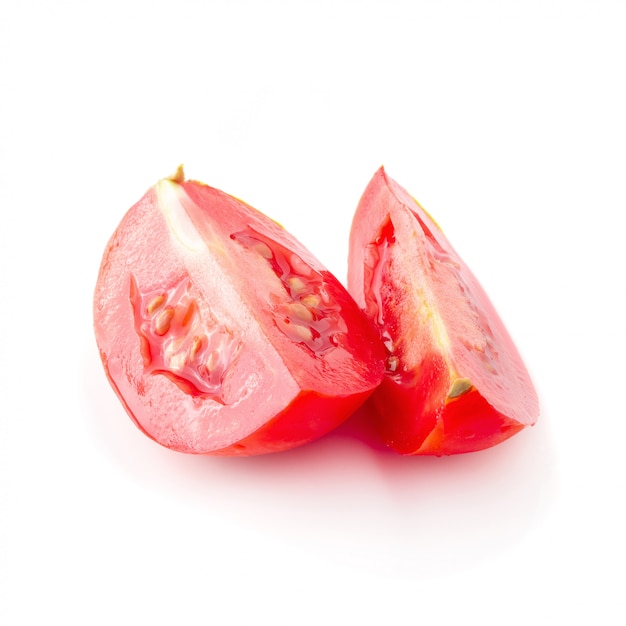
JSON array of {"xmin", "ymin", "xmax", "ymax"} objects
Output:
[
  {"xmin": 348, "ymin": 168, "xmax": 539, "ymax": 455},
  {"xmin": 94, "ymin": 167, "xmax": 385, "ymax": 455}
]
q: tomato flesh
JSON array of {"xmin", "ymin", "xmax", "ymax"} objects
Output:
[
  {"xmin": 94, "ymin": 169, "xmax": 385, "ymax": 455},
  {"xmin": 348, "ymin": 168, "xmax": 539, "ymax": 455}
]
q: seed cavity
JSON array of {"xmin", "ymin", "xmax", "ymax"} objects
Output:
[
  {"xmin": 231, "ymin": 228, "xmax": 347, "ymax": 354},
  {"xmin": 363, "ymin": 216, "xmax": 406, "ymax": 379},
  {"xmin": 130, "ymin": 274, "xmax": 241, "ymax": 402},
  {"xmin": 364, "ymin": 216, "xmax": 395, "ymax": 329}
]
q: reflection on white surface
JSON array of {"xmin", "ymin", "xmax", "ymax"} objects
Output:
[{"xmin": 84, "ymin": 343, "xmax": 558, "ymax": 580}]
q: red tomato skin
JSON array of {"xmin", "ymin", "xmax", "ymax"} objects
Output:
[
  {"xmin": 348, "ymin": 168, "xmax": 539, "ymax": 456},
  {"xmin": 213, "ymin": 389, "xmax": 375, "ymax": 456},
  {"xmin": 368, "ymin": 370, "xmax": 526, "ymax": 456},
  {"xmin": 94, "ymin": 171, "xmax": 385, "ymax": 456}
]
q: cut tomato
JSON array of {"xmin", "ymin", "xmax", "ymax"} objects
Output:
[
  {"xmin": 348, "ymin": 167, "xmax": 539, "ymax": 455},
  {"xmin": 94, "ymin": 167, "xmax": 385, "ymax": 455}
]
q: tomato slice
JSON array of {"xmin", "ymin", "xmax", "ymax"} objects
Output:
[
  {"xmin": 94, "ymin": 167, "xmax": 385, "ymax": 455},
  {"xmin": 348, "ymin": 167, "xmax": 539, "ymax": 455}
]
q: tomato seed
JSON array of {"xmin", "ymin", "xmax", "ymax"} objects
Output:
[
  {"xmin": 301, "ymin": 294, "xmax": 321, "ymax": 309},
  {"xmin": 181, "ymin": 300, "xmax": 197, "ymax": 327},
  {"xmin": 189, "ymin": 336, "xmax": 203, "ymax": 361},
  {"xmin": 155, "ymin": 307, "xmax": 175, "ymax": 335},
  {"xmin": 147, "ymin": 294, "xmax": 166, "ymax": 315},
  {"xmin": 290, "ymin": 323, "xmax": 314, "ymax": 343},
  {"xmin": 287, "ymin": 276, "xmax": 307, "ymax": 294},
  {"xmin": 289, "ymin": 302, "xmax": 314, "ymax": 322},
  {"xmin": 448, "ymin": 378, "xmax": 472, "ymax": 399}
]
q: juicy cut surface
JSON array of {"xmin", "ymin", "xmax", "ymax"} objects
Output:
[
  {"xmin": 94, "ymin": 171, "xmax": 385, "ymax": 455},
  {"xmin": 348, "ymin": 168, "xmax": 539, "ymax": 455}
]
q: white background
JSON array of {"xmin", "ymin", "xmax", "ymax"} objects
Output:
[{"xmin": 1, "ymin": 1, "xmax": 625, "ymax": 623}]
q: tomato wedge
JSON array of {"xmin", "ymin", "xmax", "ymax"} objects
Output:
[
  {"xmin": 94, "ymin": 167, "xmax": 385, "ymax": 455},
  {"xmin": 348, "ymin": 167, "xmax": 539, "ymax": 455}
]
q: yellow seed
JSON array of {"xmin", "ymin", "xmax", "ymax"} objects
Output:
[
  {"xmin": 206, "ymin": 350, "xmax": 223, "ymax": 373},
  {"xmin": 289, "ymin": 253, "xmax": 313, "ymax": 277},
  {"xmin": 252, "ymin": 241, "xmax": 273, "ymax": 259},
  {"xmin": 189, "ymin": 336, "xmax": 203, "ymax": 361},
  {"xmin": 290, "ymin": 323, "xmax": 314, "ymax": 343},
  {"xmin": 181, "ymin": 300, "xmax": 197, "ymax": 327},
  {"xmin": 155, "ymin": 307, "xmax": 175, "ymax": 336},
  {"xmin": 287, "ymin": 276, "xmax": 307, "ymax": 294},
  {"xmin": 301, "ymin": 294, "xmax": 321, "ymax": 309},
  {"xmin": 147, "ymin": 295, "xmax": 166, "ymax": 315},
  {"xmin": 289, "ymin": 302, "xmax": 314, "ymax": 322}
]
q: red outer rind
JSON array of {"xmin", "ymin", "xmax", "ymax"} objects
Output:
[
  {"xmin": 213, "ymin": 389, "xmax": 375, "ymax": 456},
  {"xmin": 417, "ymin": 389, "xmax": 526, "ymax": 455},
  {"xmin": 348, "ymin": 167, "xmax": 539, "ymax": 456},
  {"xmin": 368, "ymin": 374, "xmax": 526, "ymax": 456}
]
